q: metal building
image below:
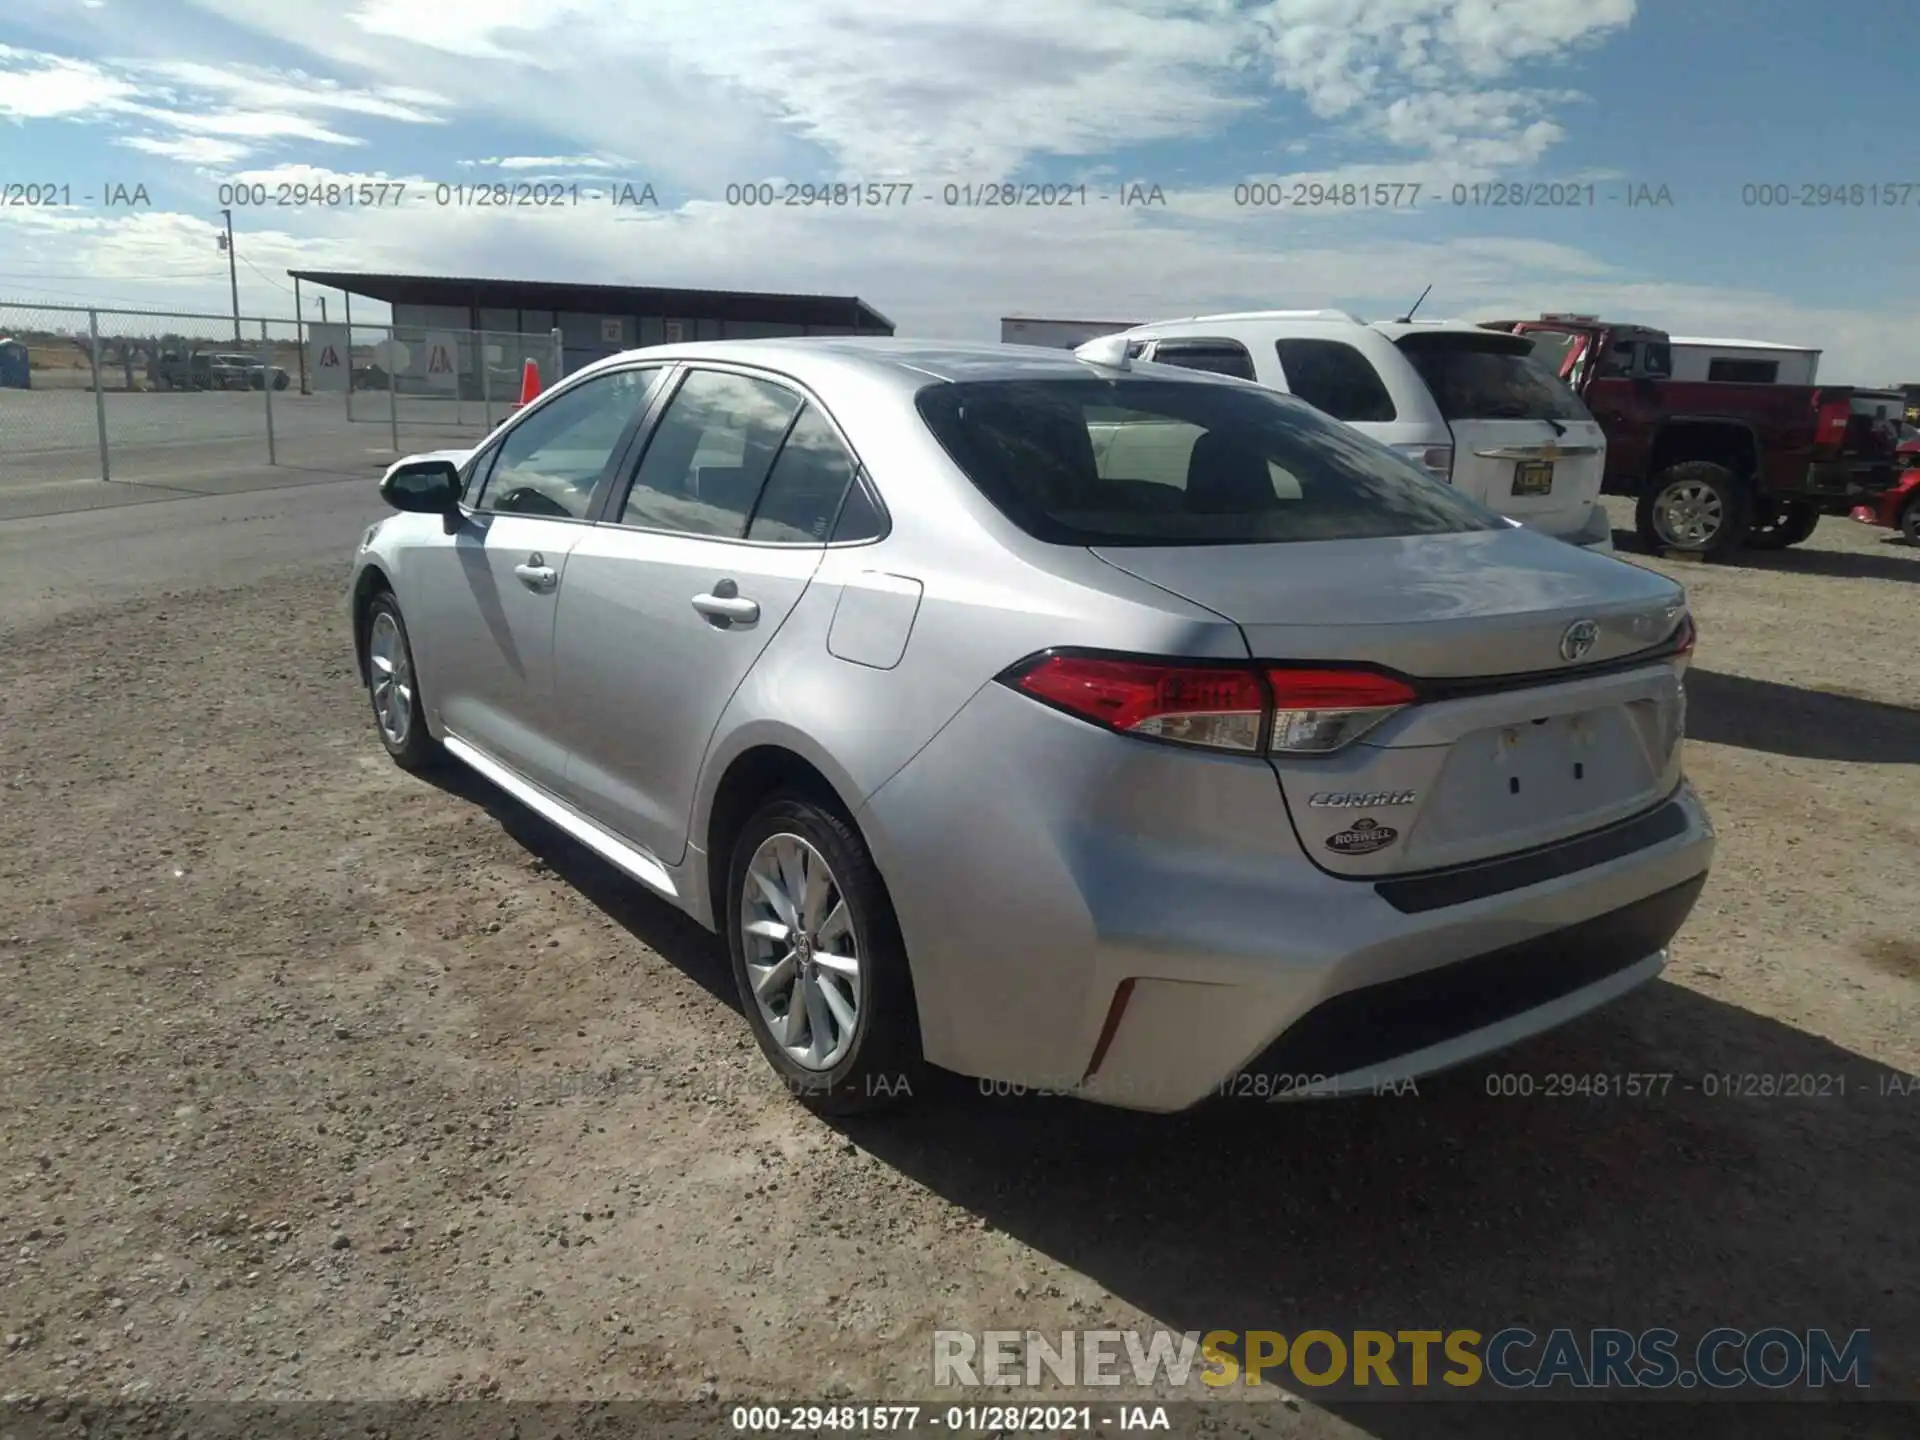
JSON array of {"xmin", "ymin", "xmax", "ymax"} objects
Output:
[
  {"xmin": 1000, "ymin": 316, "xmax": 1142, "ymax": 349},
  {"xmin": 287, "ymin": 270, "xmax": 895, "ymax": 376}
]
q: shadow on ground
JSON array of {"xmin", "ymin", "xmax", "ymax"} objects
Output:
[
  {"xmin": 1611, "ymin": 526, "xmax": 1919, "ymax": 584},
  {"xmin": 1685, "ymin": 669, "xmax": 1920, "ymax": 764},
  {"xmin": 427, "ymin": 764, "xmax": 1920, "ymax": 1440}
]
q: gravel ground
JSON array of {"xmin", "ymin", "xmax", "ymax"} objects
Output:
[{"xmin": 0, "ymin": 499, "xmax": 1915, "ymax": 1439}]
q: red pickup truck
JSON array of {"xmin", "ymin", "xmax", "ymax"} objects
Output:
[{"xmin": 1480, "ymin": 314, "xmax": 1904, "ymax": 556}]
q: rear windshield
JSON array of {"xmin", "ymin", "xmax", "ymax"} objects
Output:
[
  {"xmin": 913, "ymin": 377, "xmax": 1506, "ymax": 547},
  {"xmin": 1397, "ymin": 333, "xmax": 1592, "ymax": 423}
]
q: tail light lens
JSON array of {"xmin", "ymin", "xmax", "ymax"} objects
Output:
[
  {"xmin": 1004, "ymin": 653, "xmax": 1416, "ymax": 755},
  {"xmin": 1813, "ymin": 395, "xmax": 1851, "ymax": 451},
  {"xmin": 1010, "ymin": 655, "xmax": 1265, "ymax": 752},
  {"xmin": 1672, "ymin": 612, "xmax": 1697, "ymax": 664},
  {"xmin": 1266, "ymin": 666, "xmax": 1418, "ymax": 753}
]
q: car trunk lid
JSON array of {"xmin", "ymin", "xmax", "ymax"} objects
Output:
[{"xmin": 1092, "ymin": 528, "xmax": 1691, "ymax": 875}]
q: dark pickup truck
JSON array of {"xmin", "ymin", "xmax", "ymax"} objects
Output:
[{"xmin": 1481, "ymin": 314, "xmax": 1904, "ymax": 555}]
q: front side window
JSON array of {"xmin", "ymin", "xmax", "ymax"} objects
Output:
[
  {"xmin": 475, "ymin": 367, "xmax": 658, "ymax": 519},
  {"xmin": 915, "ymin": 377, "xmax": 1504, "ymax": 547},
  {"xmin": 620, "ymin": 369, "xmax": 803, "ymax": 537},
  {"xmin": 1273, "ymin": 339, "xmax": 1397, "ymax": 422}
]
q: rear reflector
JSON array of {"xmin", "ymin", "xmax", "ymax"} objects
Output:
[{"xmin": 1004, "ymin": 653, "xmax": 1416, "ymax": 755}]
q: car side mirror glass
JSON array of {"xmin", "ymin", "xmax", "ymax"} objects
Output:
[{"xmin": 380, "ymin": 458, "xmax": 462, "ymax": 514}]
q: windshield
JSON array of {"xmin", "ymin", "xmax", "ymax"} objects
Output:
[
  {"xmin": 914, "ymin": 377, "xmax": 1507, "ymax": 547},
  {"xmin": 1397, "ymin": 333, "xmax": 1593, "ymax": 423}
]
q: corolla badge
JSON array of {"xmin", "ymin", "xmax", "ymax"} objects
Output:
[
  {"xmin": 1325, "ymin": 817, "xmax": 1399, "ymax": 856},
  {"xmin": 1559, "ymin": 619, "xmax": 1600, "ymax": 663}
]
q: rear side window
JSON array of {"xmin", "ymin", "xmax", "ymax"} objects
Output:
[
  {"xmin": 1707, "ymin": 358, "xmax": 1779, "ymax": 384},
  {"xmin": 1148, "ymin": 340, "xmax": 1257, "ymax": 382},
  {"xmin": 1273, "ymin": 339, "xmax": 1396, "ymax": 422},
  {"xmin": 914, "ymin": 377, "xmax": 1503, "ymax": 547},
  {"xmin": 619, "ymin": 369, "xmax": 802, "ymax": 537},
  {"xmin": 1397, "ymin": 333, "xmax": 1591, "ymax": 423},
  {"xmin": 746, "ymin": 405, "xmax": 858, "ymax": 543}
]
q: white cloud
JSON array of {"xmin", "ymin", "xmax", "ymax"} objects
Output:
[
  {"xmin": 116, "ymin": 134, "xmax": 253, "ymax": 165},
  {"xmin": 0, "ymin": 42, "xmax": 142, "ymax": 118},
  {"xmin": 136, "ymin": 61, "xmax": 450, "ymax": 124},
  {"xmin": 469, "ymin": 155, "xmax": 629, "ymax": 171},
  {"xmin": 0, "ymin": 43, "xmax": 445, "ymax": 166}
]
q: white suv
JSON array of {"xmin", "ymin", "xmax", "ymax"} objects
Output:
[{"xmin": 1111, "ymin": 310, "xmax": 1614, "ymax": 551}]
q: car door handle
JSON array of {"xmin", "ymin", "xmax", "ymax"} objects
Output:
[
  {"xmin": 691, "ymin": 591, "xmax": 760, "ymax": 625},
  {"xmin": 513, "ymin": 561, "xmax": 558, "ymax": 591}
]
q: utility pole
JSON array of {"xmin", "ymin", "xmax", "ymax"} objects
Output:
[{"xmin": 218, "ymin": 209, "xmax": 241, "ymax": 339}]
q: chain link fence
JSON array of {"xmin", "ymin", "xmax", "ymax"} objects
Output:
[{"xmin": 0, "ymin": 301, "xmax": 564, "ymax": 497}]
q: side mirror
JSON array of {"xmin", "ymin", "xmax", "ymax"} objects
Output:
[{"xmin": 380, "ymin": 457, "xmax": 462, "ymax": 514}]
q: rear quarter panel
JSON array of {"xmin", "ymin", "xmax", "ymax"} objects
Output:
[{"xmin": 687, "ymin": 368, "xmax": 1249, "ymax": 881}]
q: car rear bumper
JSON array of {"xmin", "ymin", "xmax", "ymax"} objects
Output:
[
  {"xmin": 1803, "ymin": 458, "xmax": 1897, "ymax": 503},
  {"xmin": 857, "ymin": 682, "xmax": 1715, "ymax": 1113},
  {"xmin": 1540, "ymin": 499, "xmax": 1615, "ymax": 552}
]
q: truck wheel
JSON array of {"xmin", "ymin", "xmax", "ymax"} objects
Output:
[
  {"xmin": 1902, "ymin": 497, "xmax": 1920, "ymax": 547},
  {"xmin": 1637, "ymin": 462, "xmax": 1751, "ymax": 557},
  {"xmin": 1744, "ymin": 498, "xmax": 1821, "ymax": 550}
]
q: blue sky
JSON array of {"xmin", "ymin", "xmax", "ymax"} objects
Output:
[{"xmin": 1, "ymin": 0, "xmax": 1916, "ymax": 379}]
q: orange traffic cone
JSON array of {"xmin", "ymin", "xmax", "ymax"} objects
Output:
[{"xmin": 518, "ymin": 358, "xmax": 542, "ymax": 406}]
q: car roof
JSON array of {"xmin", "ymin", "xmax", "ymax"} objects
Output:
[
  {"xmin": 570, "ymin": 336, "xmax": 1238, "ymax": 389},
  {"xmin": 1123, "ymin": 312, "xmax": 1496, "ymax": 342}
]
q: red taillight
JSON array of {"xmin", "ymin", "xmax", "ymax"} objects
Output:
[
  {"xmin": 1006, "ymin": 654, "xmax": 1416, "ymax": 755},
  {"xmin": 1814, "ymin": 395, "xmax": 1851, "ymax": 450},
  {"xmin": 1266, "ymin": 666, "xmax": 1417, "ymax": 753},
  {"xmin": 1673, "ymin": 613, "xmax": 1697, "ymax": 659},
  {"xmin": 1012, "ymin": 655, "xmax": 1265, "ymax": 752}
]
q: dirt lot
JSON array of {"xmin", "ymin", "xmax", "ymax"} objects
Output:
[{"xmin": 0, "ymin": 499, "xmax": 1916, "ymax": 1437}]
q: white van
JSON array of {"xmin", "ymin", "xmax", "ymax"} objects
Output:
[{"xmin": 1108, "ymin": 310, "xmax": 1614, "ymax": 551}]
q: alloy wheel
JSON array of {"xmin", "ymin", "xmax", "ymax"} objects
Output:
[
  {"xmin": 1652, "ymin": 480, "xmax": 1724, "ymax": 549},
  {"xmin": 367, "ymin": 610, "xmax": 414, "ymax": 748},
  {"xmin": 739, "ymin": 833, "xmax": 862, "ymax": 1071}
]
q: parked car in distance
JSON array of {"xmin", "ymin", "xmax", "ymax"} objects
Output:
[
  {"xmin": 146, "ymin": 348, "xmax": 216, "ymax": 391},
  {"xmin": 1483, "ymin": 313, "xmax": 1903, "ymax": 555},
  {"xmin": 1849, "ymin": 426, "xmax": 1920, "ymax": 543},
  {"xmin": 348, "ymin": 338, "xmax": 1713, "ymax": 1115},
  {"xmin": 1108, "ymin": 311, "xmax": 1615, "ymax": 552},
  {"xmin": 204, "ymin": 353, "xmax": 257, "ymax": 390},
  {"xmin": 246, "ymin": 358, "xmax": 291, "ymax": 390}
]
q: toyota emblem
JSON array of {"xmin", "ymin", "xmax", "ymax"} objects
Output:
[{"xmin": 1560, "ymin": 619, "xmax": 1600, "ymax": 663}]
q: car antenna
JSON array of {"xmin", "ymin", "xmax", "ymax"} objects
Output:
[{"xmin": 1395, "ymin": 284, "xmax": 1432, "ymax": 325}]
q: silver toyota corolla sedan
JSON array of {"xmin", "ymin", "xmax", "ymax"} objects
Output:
[{"xmin": 347, "ymin": 337, "xmax": 1714, "ymax": 1115}]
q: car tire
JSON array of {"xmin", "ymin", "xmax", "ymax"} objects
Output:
[
  {"xmin": 273, "ymin": 372, "xmax": 289, "ymax": 391},
  {"xmin": 1743, "ymin": 498, "xmax": 1821, "ymax": 550},
  {"xmin": 1636, "ymin": 462, "xmax": 1751, "ymax": 557},
  {"xmin": 1902, "ymin": 497, "xmax": 1920, "ymax": 547},
  {"xmin": 726, "ymin": 794, "xmax": 923, "ymax": 1116},
  {"xmin": 363, "ymin": 592, "xmax": 441, "ymax": 771}
]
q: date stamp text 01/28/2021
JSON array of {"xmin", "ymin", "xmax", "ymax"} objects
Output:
[{"xmin": 212, "ymin": 179, "xmax": 661, "ymax": 209}]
